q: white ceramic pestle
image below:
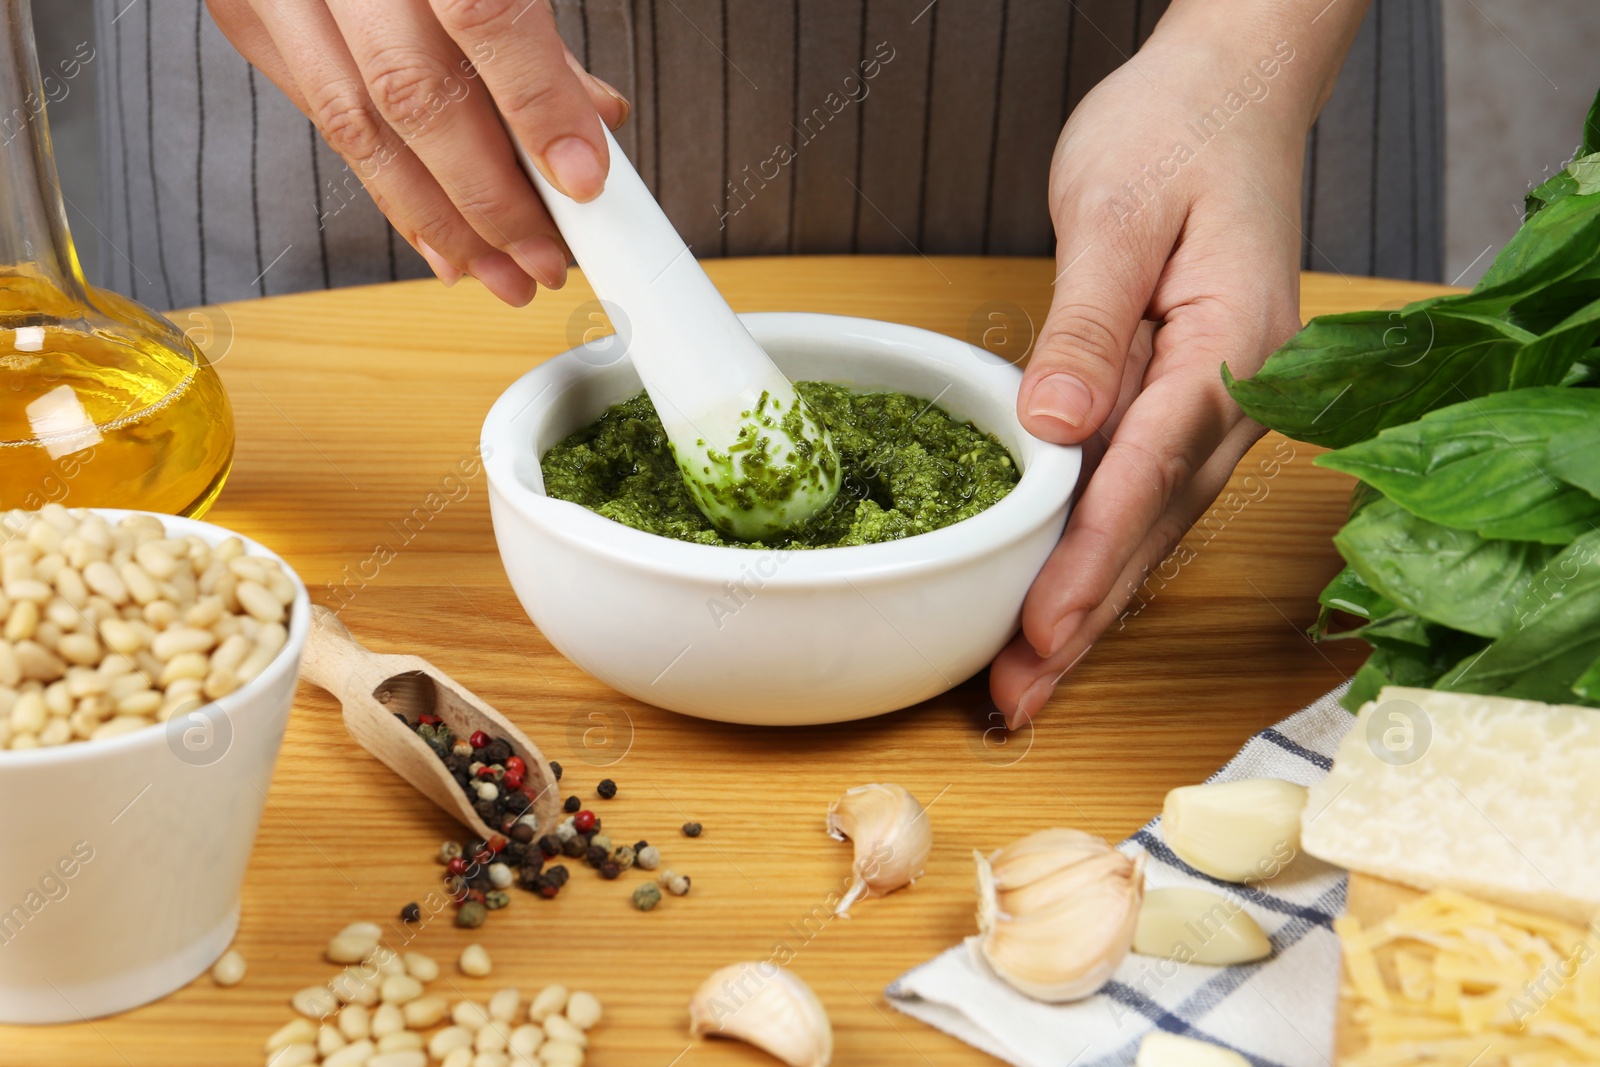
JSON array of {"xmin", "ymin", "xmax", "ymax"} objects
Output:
[{"xmin": 510, "ymin": 127, "xmax": 841, "ymax": 541}]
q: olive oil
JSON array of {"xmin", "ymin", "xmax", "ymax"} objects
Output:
[
  {"xmin": 0, "ymin": 0, "xmax": 235, "ymax": 515},
  {"xmin": 1, "ymin": 299, "xmax": 233, "ymax": 515}
]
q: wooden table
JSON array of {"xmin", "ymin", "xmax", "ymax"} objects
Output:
[{"xmin": 6, "ymin": 258, "xmax": 1447, "ymax": 1066}]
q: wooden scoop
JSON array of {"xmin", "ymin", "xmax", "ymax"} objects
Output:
[{"xmin": 298, "ymin": 605, "xmax": 561, "ymax": 840}]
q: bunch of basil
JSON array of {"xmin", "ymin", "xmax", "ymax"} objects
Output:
[{"xmin": 1224, "ymin": 89, "xmax": 1600, "ymax": 711}]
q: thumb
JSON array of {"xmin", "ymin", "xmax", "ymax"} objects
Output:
[{"xmin": 1021, "ymin": 235, "xmax": 1161, "ymax": 445}]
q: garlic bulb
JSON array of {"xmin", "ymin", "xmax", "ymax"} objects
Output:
[
  {"xmin": 688, "ymin": 962, "xmax": 832, "ymax": 1067},
  {"xmin": 1162, "ymin": 778, "xmax": 1307, "ymax": 883},
  {"xmin": 971, "ymin": 827, "xmax": 1144, "ymax": 1003},
  {"xmin": 826, "ymin": 783, "xmax": 931, "ymax": 915}
]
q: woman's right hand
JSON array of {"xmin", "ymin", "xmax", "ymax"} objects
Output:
[{"xmin": 207, "ymin": 0, "xmax": 630, "ymax": 306}]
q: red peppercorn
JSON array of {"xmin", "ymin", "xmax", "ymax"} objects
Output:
[
  {"xmin": 505, "ymin": 756, "xmax": 526, "ymax": 776},
  {"xmin": 475, "ymin": 766, "xmax": 498, "ymax": 779},
  {"xmin": 573, "ymin": 810, "xmax": 596, "ymax": 833},
  {"xmin": 447, "ymin": 857, "xmax": 468, "ymax": 877},
  {"xmin": 488, "ymin": 834, "xmax": 508, "ymax": 853},
  {"xmin": 469, "ymin": 730, "xmax": 489, "ymax": 749},
  {"xmin": 472, "ymin": 847, "xmax": 494, "ymax": 866},
  {"xmin": 503, "ymin": 771, "xmax": 524, "ymax": 791},
  {"xmin": 419, "ymin": 713, "xmax": 442, "ymax": 726}
]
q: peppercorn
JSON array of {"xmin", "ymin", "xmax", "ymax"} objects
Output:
[
  {"xmin": 599, "ymin": 860, "xmax": 621, "ymax": 880},
  {"xmin": 590, "ymin": 834, "xmax": 612, "ymax": 853},
  {"xmin": 635, "ymin": 844, "xmax": 661, "ymax": 870},
  {"xmin": 501, "ymin": 841, "xmax": 529, "ymax": 867},
  {"xmin": 550, "ymin": 760, "xmax": 563, "ymax": 780},
  {"xmin": 469, "ymin": 873, "xmax": 492, "ymax": 892},
  {"xmin": 503, "ymin": 771, "xmax": 525, "ymax": 791},
  {"xmin": 451, "ymin": 739, "xmax": 473, "ymax": 758},
  {"xmin": 611, "ymin": 845, "xmax": 636, "ymax": 871},
  {"xmin": 475, "ymin": 781, "xmax": 500, "ymax": 802},
  {"xmin": 573, "ymin": 810, "xmax": 596, "ymax": 834},
  {"xmin": 488, "ymin": 862, "xmax": 514, "ymax": 889},
  {"xmin": 469, "ymin": 730, "xmax": 489, "ymax": 749},
  {"xmin": 456, "ymin": 901, "xmax": 488, "ymax": 928},
  {"xmin": 426, "ymin": 737, "xmax": 451, "ymax": 760},
  {"xmin": 419, "ymin": 713, "xmax": 442, "ymax": 726},
  {"xmin": 487, "ymin": 834, "xmax": 508, "ymax": 853},
  {"xmin": 665, "ymin": 872, "xmax": 691, "ymax": 896},
  {"xmin": 562, "ymin": 836, "xmax": 587, "ymax": 858},
  {"xmin": 538, "ymin": 834, "xmax": 561, "ymax": 857},
  {"xmin": 632, "ymin": 883, "xmax": 662, "ymax": 911},
  {"xmin": 546, "ymin": 864, "xmax": 570, "ymax": 886},
  {"xmin": 511, "ymin": 823, "xmax": 535, "ymax": 844},
  {"xmin": 447, "ymin": 856, "xmax": 469, "ymax": 877},
  {"xmin": 596, "ymin": 778, "xmax": 617, "ymax": 799},
  {"xmin": 400, "ymin": 902, "xmax": 421, "ymax": 923},
  {"xmin": 438, "ymin": 841, "xmax": 464, "ymax": 864},
  {"xmin": 633, "ymin": 840, "xmax": 649, "ymax": 854},
  {"xmin": 682, "ymin": 822, "xmax": 702, "ymax": 837},
  {"xmin": 563, "ymin": 795, "xmax": 580, "ymax": 813},
  {"xmin": 585, "ymin": 844, "xmax": 608, "ymax": 869},
  {"xmin": 483, "ymin": 739, "xmax": 512, "ymax": 764},
  {"xmin": 484, "ymin": 890, "xmax": 511, "ymax": 910},
  {"xmin": 536, "ymin": 876, "xmax": 561, "ymax": 899},
  {"xmin": 474, "ymin": 799, "xmax": 498, "ymax": 821},
  {"xmin": 518, "ymin": 864, "xmax": 544, "ymax": 890},
  {"xmin": 394, "ymin": 712, "xmax": 409, "ymax": 727}
]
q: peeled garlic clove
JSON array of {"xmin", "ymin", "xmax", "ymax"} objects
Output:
[
  {"xmin": 826, "ymin": 783, "xmax": 930, "ymax": 916},
  {"xmin": 1162, "ymin": 778, "xmax": 1307, "ymax": 883},
  {"xmin": 972, "ymin": 832, "xmax": 1144, "ymax": 1003},
  {"xmin": 1136, "ymin": 1031, "xmax": 1250, "ymax": 1067},
  {"xmin": 1133, "ymin": 887, "xmax": 1271, "ymax": 965},
  {"xmin": 688, "ymin": 962, "xmax": 832, "ymax": 1067}
]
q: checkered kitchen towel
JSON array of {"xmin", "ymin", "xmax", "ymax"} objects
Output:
[{"xmin": 887, "ymin": 686, "xmax": 1357, "ymax": 1067}]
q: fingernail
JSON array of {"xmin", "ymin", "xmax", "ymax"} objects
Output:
[
  {"xmin": 543, "ymin": 136, "xmax": 606, "ymax": 202},
  {"xmin": 510, "ymin": 235, "xmax": 568, "ymax": 290},
  {"xmin": 1006, "ymin": 677, "xmax": 1055, "ymax": 730},
  {"xmin": 416, "ymin": 240, "xmax": 461, "ymax": 287},
  {"xmin": 591, "ymin": 75, "xmax": 632, "ymax": 129},
  {"xmin": 1043, "ymin": 609, "xmax": 1085, "ymax": 659},
  {"xmin": 467, "ymin": 251, "xmax": 537, "ymax": 307},
  {"xmin": 1027, "ymin": 373, "xmax": 1093, "ymax": 429}
]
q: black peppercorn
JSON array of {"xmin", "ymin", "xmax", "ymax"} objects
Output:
[
  {"xmin": 550, "ymin": 760, "xmax": 562, "ymax": 780},
  {"xmin": 483, "ymin": 739, "xmax": 513, "ymax": 764},
  {"xmin": 547, "ymin": 864, "xmax": 569, "ymax": 885},
  {"xmin": 599, "ymin": 860, "xmax": 621, "ymax": 880},
  {"xmin": 474, "ymin": 799, "xmax": 498, "ymax": 821},
  {"xmin": 519, "ymin": 865, "xmax": 543, "ymax": 890},
  {"xmin": 562, "ymin": 836, "xmax": 587, "ymax": 858},
  {"xmin": 537, "ymin": 834, "xmax": 561, "ymax": 858},
  {"xmin": 511, "ymin": 823, "xmax": 535, "ymax": 844},
  {"xmin": 596, "ymin": 778, "xmax": 617, "ymax": 799},
  {"xmin": 501, "ymin": 841, "xmax": 529, "ymax": 866},
  {"xmin": 633, "ymin": 840, "xmax": 649, "ymax": 854},
  {"xmin": 682, "ymin": 822, "xmax": 703, "ymax": 837},
  {"xmin": 393, "ymin": 712, "xmax": 408, "ymax": 726},
  {"xmin": 585, "ymin": 844, "xmax": 608, "ymax": 869},
  {"xmin": 563, "ymin": 795, "xmax": 580, "ymax": 813},
  {"xmin": 400, "ymin": 902, "xmax": 421, "ymax": 923},
  {"xmin": 469, "ymin": 873, "xmax": 492, "ymax": 892},
  {"xmin": 536, "ymin": 876, "xmax": 560, "ymax": 899}
]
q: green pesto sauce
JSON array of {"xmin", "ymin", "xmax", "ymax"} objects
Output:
[{"xmin": 540, "ymin": 381, "xmax": 1019, "ymax": 549}]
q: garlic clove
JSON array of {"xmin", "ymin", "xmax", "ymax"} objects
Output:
[
  {"xmin": 1136, "ymin": 1031, "xmax": 1251, "ymax": 1067},
  {"xmin": 826, "ymin": 783, "xmax": 930, "ymax": 916},
  {"xmin": 688, "ymin": 962, "xmax": 832, "ymax": 1067},
  {"xmin": 1162, "ymin": 778, "xmax": 1307, "ymax": 883},
  {"xmin": 1133, "ymin": 887, "xmax": 1272, "ymax": 965},
  {"xmin": 985, "ymin": 827, "xmax": 1113, "ymax": 891},
  {"xmin": 973, "ymin": 834, "xmax": 1144, "ymax": 1003}
]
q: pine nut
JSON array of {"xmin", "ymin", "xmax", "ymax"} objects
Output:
[
  {"xmin": 212, "ymin": 949, "xmax": 247, "ymax": 986},
  {"xmin": 134, "ymin": 540, "xmax": 181, "ymax": 579},
  {"xmin": 91, "ymin": 716, "xmax": 152, "ymax": 741},
  {"xmin": 5, "ymin": 599, "xmax": 38, "ymax": 641},
  {"xmin": 265, "ymin": 1019, "xmax": 317, "ymax": 1053},
  {"xmin": 56, "ymin": 632, "xmax": 101, "ymax": 666},
  {"xmin": 151, "ymin": 626, "xmax": 217, "ymax": 660},
  {"xmin": 291, "ymin": 985, "xmax": 338, "ymax": 1019},
  {"xmin": 236, "ymin": 580, "xmax": 285, "ymax": 623},
  {"xmin": 81, "ymin": 560, "xmax": 128, "ymax": 604},
  {"xmin": 119, "ymin": 562, "xmax": 160, "ymax": 606},
  {"xmin": 53, "ymin": 565, "xmax": 88, "ymax": 608}
]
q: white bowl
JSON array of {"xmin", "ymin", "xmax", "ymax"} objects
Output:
[
  {"xmin": 482, "ymin": 313, "xmax": 1079, "ymax": 725},
  {"xmin": 0, "ymin": 510, "xmax": 309, "ymax": 1023}
]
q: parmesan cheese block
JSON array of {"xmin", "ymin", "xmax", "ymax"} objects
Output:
[{"xmin": 1303, "ymin": 686, "xmax": 1600, "ymax": 926}]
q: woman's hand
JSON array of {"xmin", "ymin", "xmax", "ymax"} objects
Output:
[
  {"xmin": 207, "ymin": 0, "xmax": 629, "ymax": 306},
  {"xmin": 990, "ymin": 0, "xmax": 1369, "ymax": 727}
]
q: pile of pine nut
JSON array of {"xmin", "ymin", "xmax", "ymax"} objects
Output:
[{"xmin": 0, "ymin": 505, "xmax": 297, "ymax": 749}]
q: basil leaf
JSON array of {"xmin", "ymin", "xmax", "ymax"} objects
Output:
[
  {"xmin": 1547, "ymin": 417, "xmax": 1600, "ymax": 497},
  {"xmin": 1509, "ymin": 295, "xmax": 1600, "ymax": 387},
  {"xmin": 1317, "ymin": 387, "xmax": 1600, "ymax": 543},
  {"xmin": 1526, "ymin": 170, "xmax": 1579, "ymax": 220},
  {"xmin": 1341, "ymin": 630, "xmax": 1490, "ymax": 712},
  {"xmin": 1436, "ymin": 530, "xmax": 1600, "ymax": 705},
  {"xmin": 1573, "ymin": 653, "xmax": 1600, "ymax": 702},
  {"xmin": 1318, "ymin": 565, "xmax": 1393, "ymax": 620},
  {"xmin": 1224, "ymin": 303, "xmax": 1532, "ymax": 448},
  {"xmin": 1476, "ymin": 189, "xmax": 1600, "ymax": 300},
  {"xmin": 1348, "ymin": 480, "xmax": 1385, "ymax": 519},
  {"xmin": 1332, "ymin": 498, "xmax": 1560, "ymax": 637}
]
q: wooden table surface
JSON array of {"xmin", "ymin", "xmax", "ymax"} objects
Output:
[{"xmin": 4, "ymin": 258, "xmax": 1448, "ymax": 1066}]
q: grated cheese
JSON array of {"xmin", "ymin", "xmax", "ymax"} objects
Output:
[{"xmin": 1338, "ymin": 888, "xmax": 1600, "ymax": 1065}]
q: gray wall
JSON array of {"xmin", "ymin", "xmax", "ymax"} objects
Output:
[{"xmin": 29, "ymin": 1, "xmax": 1600, "ymax": 296}]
